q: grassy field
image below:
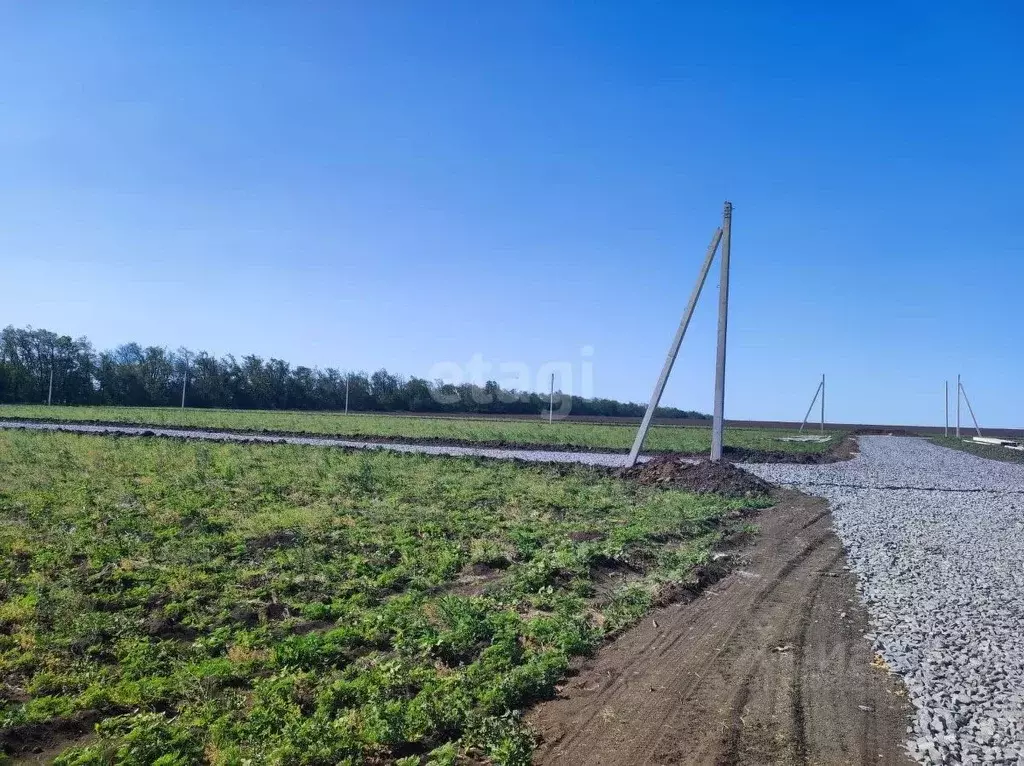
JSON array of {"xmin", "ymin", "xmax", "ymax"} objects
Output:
[
  {"xmin": 930, "ymin": 436, "xmax": 1024, "ymax": 464},
  {"xmin": 0, "ymin": 430, "xmax": 766, "ymax": 764},
  {"xmin": 0, "ymin": 405, "xmax": 838, "ymax": 456}
]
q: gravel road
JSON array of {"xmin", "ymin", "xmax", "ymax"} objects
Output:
[
  {"xmin": 744, "ymin": 437, "xmax": 1024, "ymax": 765},
  {"xmin": 0, "ymin": 420, "xmax": 645, "ymax": 467}
]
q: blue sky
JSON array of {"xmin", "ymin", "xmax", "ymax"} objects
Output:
[{"xmin": 2, "ymin": 2, "xmax": 1021, "ymax": 426}]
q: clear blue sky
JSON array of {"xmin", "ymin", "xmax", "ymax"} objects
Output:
[{"xmin": 2, "ymin": 2, "xmax": 1021, "ymax": 426}]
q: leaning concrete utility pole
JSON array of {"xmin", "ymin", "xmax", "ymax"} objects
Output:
[
  {"xmin": 624, "ymin": 226, "xmax": 723, "ymax": 467},
  {"xmin": 47, "ymin": 365, "xmax": 53, "ymax": 406},
  {"xmin": 959, "ymin": 378, "xmax": 982, "ymax": 437},
  {"xmin": 799, "ymin": 377, "xmax": 824, "ymax": 432},
  {"xmin": 710, "ymin": 202, "xmax": 733, "ymax": 461}
]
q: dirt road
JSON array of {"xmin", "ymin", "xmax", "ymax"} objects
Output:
[{"xmin": 529, "ymin": 490, "xmax": 912, "ymax": 765}]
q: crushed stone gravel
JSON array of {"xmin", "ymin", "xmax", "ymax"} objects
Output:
[{"xmin": 743, "ymin": 436, "xmax": 1024, "ymax": 765}]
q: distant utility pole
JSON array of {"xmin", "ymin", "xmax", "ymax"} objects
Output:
[
  {"xmin": 180, "ymin": 355, "xmax": 189, "ymax": 409},
  {"xmin": 345, "ymin": 375, "xmax": 350, "ymax": 415},
  {"xmin": 944, "ymin": 380, "xmax": 949, "ymax": 437},
  {"xmin": 549, "ymin": 373, "xmax": 554, "ymax": 424},
  {"xmin": 956, "ymin": 373, "xmax": 961, "ymax": 438},
  {"xmin": 710, "ymin": 202, "xmax": 733, "ymax": 461},
  {"xmin": 820, "ymin": 373, "xmax": 825, "ymax": 432},
  {"xmin": 47, "ymin": 365, "xmax": 54, "ymax": 406}
]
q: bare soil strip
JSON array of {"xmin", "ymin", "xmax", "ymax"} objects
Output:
[{"xmin": 528, "ymin": 490, "xmax": 912, "ymax": 766}]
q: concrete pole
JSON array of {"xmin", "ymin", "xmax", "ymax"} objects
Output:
[
  {"xmin": 820, "ymin": 373, "xmax": 825, "ymax": 432},
  {"xmin": 549, "ymin": 373, "xmax": 554, "ymax": 424},
  {"xmin": 956, "ymin": 373, "xmax": 961, "ymax": 438},
  {"xmin": 345, "ymin": 376, "xmax": 350, "ymax": 415},
  {"xmin": 625, "ymin": 226, "xmax": 723, "ymax": 467},
  {"xmin": 710, "ymin": 202, "xmax": 732, "ymax": 461},
  {"xmin": 959, "ymin": 379, "xmax": 982, "ymax": 437},
  {"xmin": 944, "ymin": 380, "xmax": 949, "ymax": 437},
  {"xmin": 180, "ymin": 356, "xmax": 188, "ymax": 409},
  {"xmin": 47, "ymin": 365, "xmax": 53, "ymax": 406},
  {"xmin": 799, "ymin": 381, "xmax": 822, "ymax": 432}
]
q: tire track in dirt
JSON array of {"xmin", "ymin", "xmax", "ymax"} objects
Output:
[
  {"xmin": 534, "ymin": 527, "xmax": 836, "ymax": 764},
  {"xmin": 528, "ymin": 490, "xmax": 912, "ymax": 765}
]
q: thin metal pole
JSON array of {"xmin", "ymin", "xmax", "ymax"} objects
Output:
[
  {"xmin": 549, "ymin": 373, "xmax": 554, "ymax": 424},
  {"xmin": 47, "ymin": 365, "xmax": 53, "ymax": 406},
  {"xmin": 625, "ymin": 226, "xmax": 723, "ymax": 467},
  {"xmin": 959, "ymin": 379, "xmax": 982, "ymax": 437},
  {"xmin": 944, "ymin": 380, "xmax": 948, "ymax": 437},
  {"xmin": 345, "ymin": 376, "xmax": 350, "ymax": 415},
  {"xmin": 180, "ymin": 359, "xmax": 188, "ymax": 409},
  {"xmin": 820, "ymin": 373, "xmax": 825, "ymax": 432},
  {"xmin": 710, "ymin": 202, "xmax": 732, "ymax": 462},
  {"xmin": 799, "ymin": 381, "xmax": 822, "ymax": 432},
  {"xmin": 956, "ymin": 373, "xmax": 961, "ymax": 438}
]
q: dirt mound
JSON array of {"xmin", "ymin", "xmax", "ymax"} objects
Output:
[{"xmin": 619, "ymin": 457, "xmax": 771, "ymax": 498}]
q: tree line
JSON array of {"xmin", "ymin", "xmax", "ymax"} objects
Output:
[{"xmin": 0, "ymin": 325, "xmax": 710, "ymax": 419}]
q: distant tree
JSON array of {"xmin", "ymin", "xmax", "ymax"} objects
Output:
[
  {"xmin": 0, "ymin": 324, "xmax": 711, "ymax": 419},
  {"xmin": 405, "ymin": 377, "xmax": 433, "ymax": 411}
]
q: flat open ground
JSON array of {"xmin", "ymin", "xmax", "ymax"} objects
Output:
[
  {"xmin": 0, "ymin": 429, "xmax": 764, "ymax": 764},
  {"xmin": 747, "ymin": 437, "xmax": 1024, "ymax": 763},
  {"xmin": 5, "ymin": 426, "xmax": 1019, "ymax": 765},
  {"xmin": 531, "ymin": 437, "xmax": 1024, "ymax": 765},
  {"xmin": 0, "ymin": 405, "xmax": 839, "ymax": 458},
  {"xmin": 529, "ymin": 489, "xmax": 912, "ymax": 765},
  {"xmin": 929, "ymin": 436, "xmax": 1024, "ymax": 465}
]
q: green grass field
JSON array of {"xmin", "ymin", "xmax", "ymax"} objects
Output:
[
  {"xmin": 930, "ymin": 436, "xmax": 1024, "ymax": 464},
  {"xmin": 0, "ymin": 430, "xmax": 766, "ymax": 764},
  {"xmin": 0, "ymin": 405, "xmax": 838, "ymax": 456}
]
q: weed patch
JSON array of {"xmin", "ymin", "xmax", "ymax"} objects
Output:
[
  {"xmin": 0, "ymin": 431, "xmax": 768, "ymax": 763},
  {"xmin": 0, "ymin": 405, "xmax": 839, "ymax": 456}
]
